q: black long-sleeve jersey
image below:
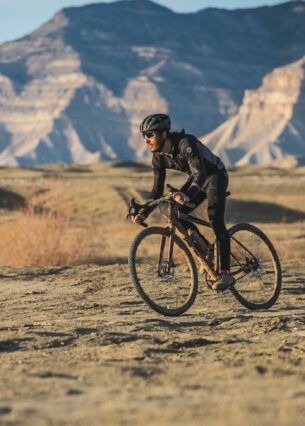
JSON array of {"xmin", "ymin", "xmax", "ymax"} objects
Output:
[{"xmin": 149, "ymin": 131, "xmax": 225, "ymax": 202}]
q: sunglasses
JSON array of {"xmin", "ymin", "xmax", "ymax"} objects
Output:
[{"xmin": 142, "ymin": 131, "xmax": 157, "ymax": 140}]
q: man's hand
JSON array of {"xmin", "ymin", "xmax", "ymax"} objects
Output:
[
  {"xmin": 131, "ymin": 213, "xmax": 146, "ymax": 224},
  {"xmin": 173, "ymin": 191, "xmax": 190, "ymax": 205}
]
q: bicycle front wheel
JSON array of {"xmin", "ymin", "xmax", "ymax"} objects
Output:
[
  {"xmin": 129, "ymin": 226, "xmax": 198, "ymax": 316},
  {"xmin": 229, "ymin": 223, "xmax": 282, "ymax": 310}
]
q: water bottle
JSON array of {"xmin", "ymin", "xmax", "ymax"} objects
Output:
[{"xmin": 188, "ymin": 229, "xmax": 207, "ymax": 255}]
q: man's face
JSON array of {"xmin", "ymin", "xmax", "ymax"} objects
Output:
[{"xmin": 142, "ymin": 131, "xmax": 162, "ymax": 152}]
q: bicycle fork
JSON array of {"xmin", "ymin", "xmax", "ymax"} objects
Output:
[{"xmin": 157, "ymin": 228, "xmax": 176, "ymax": 281}]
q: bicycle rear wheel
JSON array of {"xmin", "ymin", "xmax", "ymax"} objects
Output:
[
  {"xmin": 129, "ymin": 226, "xmax": 198, "ymax": 316},
  {"xmin": 229, "ymin": 223, "xmax": 281, "ymax": 310}
]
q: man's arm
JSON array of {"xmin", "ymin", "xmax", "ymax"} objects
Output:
[
  {"xmin": 132, "ymin": 155, "xmax": 166, "ymax": 224},
  {"xmin": 179, "ymin": 138, "xmax": 206, "ymax": 200}
]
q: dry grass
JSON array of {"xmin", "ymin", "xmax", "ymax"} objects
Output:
[
  {"xmin": 0, "ymin": 208, "xmax": 103, "ymax": 267},
  {"xmin": 0, "ymin": 172, "xmax": 106, "ymax": 267},
  {"xmin": 0, "ymin": 162, "xmax": 304, "ymax": 267}
]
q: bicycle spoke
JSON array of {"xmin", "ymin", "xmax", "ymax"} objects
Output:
[
  {"xmin": 229, "ymin": 223, "xmax": 281, "ymax": 310},
  {"xmin": 129, "ymin": 227, "xmax": 198, "ymax": 316}
]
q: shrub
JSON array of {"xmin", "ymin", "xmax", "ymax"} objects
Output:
[{"xmin": 0, "ymin": 207, "xmax": 101, "ymax": 267}]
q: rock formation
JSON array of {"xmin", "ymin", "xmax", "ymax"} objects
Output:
[
  {"xmin": 203, "ymin": 56, "xmax": 305, "ymax": 166},
  {"xmin": 0, "ymin": 0, "xmax": 304, "ymax": 166}
]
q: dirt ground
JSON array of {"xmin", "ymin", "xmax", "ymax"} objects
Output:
[
  {"xmin": 0, "ymin": 162, "xmax": 305, "ymax": 425},
  {"xmin": 0, "ymin": 258, "xmax": 305, "ymax": 426}
]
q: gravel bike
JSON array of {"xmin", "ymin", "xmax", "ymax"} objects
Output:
[{"xmin": 127, "ymin": 184, "xmax": 282, "ymax": 316}]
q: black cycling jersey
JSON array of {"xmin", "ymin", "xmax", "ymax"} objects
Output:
[{"xmin": 149, "ymin": 130, "xmax": 225, "ymax": 201}]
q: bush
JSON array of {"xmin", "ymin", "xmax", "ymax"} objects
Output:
[{"xmin": 0, "ymin": 206, "xmax": 101, "ymax": 267}]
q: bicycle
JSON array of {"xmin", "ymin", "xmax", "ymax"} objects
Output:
[{"xmin": 127, "ymin": 184, "xmax": 282, "ymax": 316}]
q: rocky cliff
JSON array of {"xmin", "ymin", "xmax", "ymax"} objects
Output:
[
  {"xmin": 203, "ymin": 55, "xmax": 305, "ymax": 166},
  {"xmin": 0, "ymin": 0, "xmax": 304, "ymax": 166}
]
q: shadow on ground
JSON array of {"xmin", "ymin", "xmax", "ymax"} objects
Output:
[
  {"xmin": 0, "ymin": 188, "xmax": 26, "ymax": 210},
  {"xmin": 226, "ymin": 199, "xmax": 305, "ymax": 224}
]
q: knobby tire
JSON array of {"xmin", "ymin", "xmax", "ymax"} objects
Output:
[
  {"xmin": 228, "ymin": 223, "xmax": 282, "ymax": 310},
  {"xmin": 129, "ymin": 226, "xmax": 198, "ymax": 316}
]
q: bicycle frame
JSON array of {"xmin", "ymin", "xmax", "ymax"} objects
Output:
[
  {"xmin": 126, "ymin": 189, "xmax": 219, "ymax": 281},
  {"xmin": 162, "ymin": 200, "xmax": 219, "ymax": 282}
]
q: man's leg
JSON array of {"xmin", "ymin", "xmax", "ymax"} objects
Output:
[{"xmin": 203, "ymin": 172, "xmax": 234, "ymax": 290}]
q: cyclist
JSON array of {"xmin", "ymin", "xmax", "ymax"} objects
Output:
[{"xmin": 131, "ymin": 113, "xmax": 235, "ymax": 291}]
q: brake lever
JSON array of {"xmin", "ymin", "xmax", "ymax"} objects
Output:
[
  {"xmin": 126, "ymin": 198, "xmax": 148, "ymax": 227},
  {"xmin": 166, "ymin": 183, "xmax": 179, "ymax": 195},
  {"xmin": 126, "ymin": 198, "xmax": 136, "ymax": 219}
]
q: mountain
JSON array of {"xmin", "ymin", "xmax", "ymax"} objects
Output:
[
  {"xmin": 203, "ymin": 55, "xmax": 305, "ymax": 166},
  {"xmin": 0, "ymin": 0, "xmax": 304, "ymax": 166}
]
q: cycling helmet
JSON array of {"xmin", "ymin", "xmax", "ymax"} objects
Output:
[{"xmin": 140, "ymin": 113, "xmax": 171, "ymax": 133}]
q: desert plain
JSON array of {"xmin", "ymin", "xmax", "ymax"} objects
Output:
[{"xmin": 0, "ymin": 161, "xmax": 305, "ymax": 426}]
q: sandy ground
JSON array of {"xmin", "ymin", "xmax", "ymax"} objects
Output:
[{"xmin": 0, "ymin": 259, "xmax": 305, "ymax": 426}]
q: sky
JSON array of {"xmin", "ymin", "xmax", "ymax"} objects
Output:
[{"xmin": 0, "ymin": 0, "xmax": 293, "ymax": 45}]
